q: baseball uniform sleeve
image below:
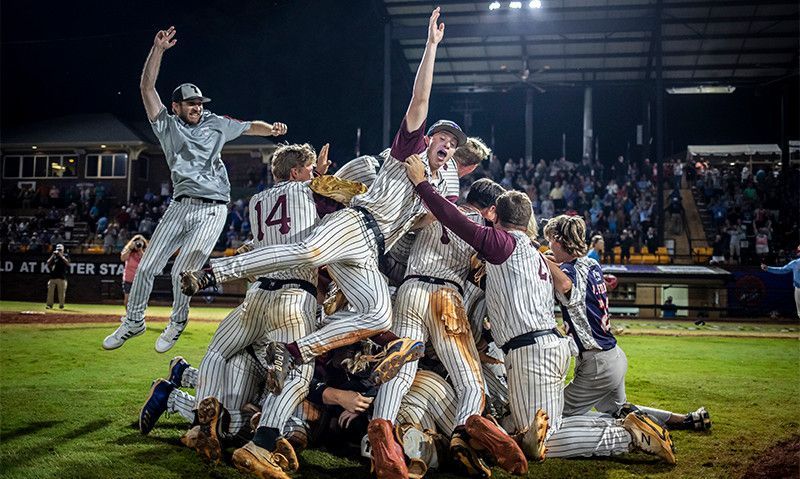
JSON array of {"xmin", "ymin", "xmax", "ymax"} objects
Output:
[
  {"xmin": 414, "ymin": 181, "xmax": 516, "ymax": 264},
  {"xmin": 390, "ymin": 117, "xmax": 427, "ymax": 162},
  {"xmin": 209, "ymin": 113, "xmax": 252, "ymax": 142},
  {"xmin": 149, "ymin": 106, "xmax": 171, "ymax": 138},
  {"xmin": 556, "ymin": 262, "xmax": 583, "ymax": 308}
]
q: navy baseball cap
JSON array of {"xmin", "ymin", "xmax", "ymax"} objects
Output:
[
  {"xmin": 427, "ymin": 120, "xmax": 467, "ymax": 147},
  {"xmin": 172, "ymin": 83, "xmax": 211, "ymax": 103}
]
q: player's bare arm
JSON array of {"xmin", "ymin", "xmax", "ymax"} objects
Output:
[
  {"xmin": 404, "ymin": 7, "xmax": 444, "ymax": 132},
  {"xmin": 140, "ymin": 26, "xmax": 176, "ymax": 122},
  {"xmin": 243, "ymin": 121, "xmax": 288, "ymax": 137}
]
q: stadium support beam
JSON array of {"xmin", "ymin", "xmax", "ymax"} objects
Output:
[
  {"xmin": 582, "ymin": 87, "xmax": 593, "ymax": 161},
  {"xmin": 391, "ymin": 17, "xmax": 656, "ymax": 41},
  {"xmin": 654, "ymin": 0, "xmax": 665, "ymax": 246},
  {"xmin": 383, "ymin": 21, "xmax": 392, "ymax": 148},
  {"xmin": 525, "ymin": 89, "xmax": 533, "ymax": 164}
]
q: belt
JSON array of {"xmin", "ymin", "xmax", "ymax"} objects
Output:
[
  {"xmin": 257, "ymin": 277, "xmax": 317, "ymax": 298},
  {"xmin": 501, "ymin": 328, "xmax": 562, "ymax": 355},
  {"xmin": 175, "ymin": 195, "xmax": 227, "ymax": 205},
  {"xmin": 352, "ymin": 206, "xmax": 385, "ymax": 258},
  {"xmin": 401, "ymin": 274, "xmax": 464, "ymax": 296}
]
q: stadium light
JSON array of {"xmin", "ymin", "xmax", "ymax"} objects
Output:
[
  {"xmin": 489, "ymin": 1, "xmax": 501, "ymax": 10},
  {"xmin": 529, "ymin": 0, "xmax": 542, "ymax": 8},
  {"xmin": 666, "ymin": 85, "xmax": 735, "ymax": 94},
  {"xmin": 510, "ymin": 1, "xmax": 522, "ymax": 8},
  {"xmin": 31, "ymin": 145, "xmax": 37, "ymax": 150}
]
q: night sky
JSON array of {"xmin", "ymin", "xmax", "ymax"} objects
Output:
[{"xmin": 2, "ymin": 0, "xmax": 798, "ymax": 165}]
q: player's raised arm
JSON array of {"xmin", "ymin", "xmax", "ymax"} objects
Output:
[
  {"xmin": 243, "ymin": 121, "xmax": 288, "ymax": 137},
  {"xmin": 404, "ymin": 7, "xmax": 445, "ymax": 132},
  {"xmin": 140, "ymin": 27, "xmax": 176, "ymax": 122}
]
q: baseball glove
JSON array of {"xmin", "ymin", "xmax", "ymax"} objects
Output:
[{"xmin": 309, "ymin": 175, "xmax": 367, "ymax": 205}]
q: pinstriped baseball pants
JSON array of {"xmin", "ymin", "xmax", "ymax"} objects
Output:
[
  {"xmin": 210, "ymin": 208, "xmax": 392, "ymax": 363},
  {"xmin": 195, "ymin": 283, "xmax": 316, "ymax": 434},
  {"xmin": 126, "ymin": 199, "xmax": 226, "ymax": 326},
  {"xmin": 373, "ymin": 280, "xmax": 484, "ymax": 431}
]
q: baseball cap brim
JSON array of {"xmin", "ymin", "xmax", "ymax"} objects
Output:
[
  {"xmin": 429, "ymin": 124, "xmax": 467, "ymax": 147},
  {"xmin": 178, "ymin": 96, "xmax": 211, "ymax": 103}
]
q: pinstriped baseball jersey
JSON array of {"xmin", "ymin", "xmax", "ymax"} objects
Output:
[
  {"xmin": 248, "ymin": 181, "xmax": 320, "ymax": 285},
  {"xmin": 350, "ymin": 152, "xmax": 450, "ymax": 252},
  {"xmin": 555, "ymin": 256, "xmax": 616, "ymax": 352},
  {"xmin": 440, "ymin": 158, "xmax": 461, "ymax": 200},
  {"xmin": 333, "ymin": 150, "xmax": 387, "ymax": 187},
  {"xmin": 405, "ymin": 208, "xmax": 483, "ymax": 286},
  {"xmin": 485, "ymin": 230, "xmax": 557, "ymax": 346}
]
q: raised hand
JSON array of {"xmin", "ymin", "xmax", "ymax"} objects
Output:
[
  {"xmin": 316, "ymin": 143, "xmax": 332, "ymax": 176},
  {"xmin": 427, "ymin": 7, "xmax": 445, "ymax": 45},
  {"xmin": 154, "ymin": 26, "xmax": 177, "ymax": 51},
  {"xmin": 270, "ymin": 122, "xmax": 288, "ymax": 136}
]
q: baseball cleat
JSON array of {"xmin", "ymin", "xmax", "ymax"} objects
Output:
[
  {"xmin": 367, "ymin": 418, "xmax": 409, "ymax": 479},
  {"xmin": 102, "ymin": 321, "xmax": 145, "ymax": 350},
  {"xmin": 686, "ymin": 407, "xmax": 712, "ymax": 431},
  {"xmin": 180, "ymin": 269, "xmax": 215, "ymax": 296},
  {"xmin": 623, "ymin": 411, "xmax": 677, "ymax": 464},
  {"xmin": 139, "ymin": 378, "xmax": 175, "ymax": 435},
  {"xmin": 264, "ymin": 342, "xmax": 297, "ymax": 395},
  {"xmin": 519, "ymin": 409, "xmax": 549, "ymax": 462},
  {"xmin": 155, "ymin": 321, "xmax": 186, "ymax": 353},
  {"xmin": 181, "ymin": 425, "xmax": 201, "ymax": 449},
  {"xmin": 369, "ymin": 338, "xmax": 425, "ymax": 386},
  {"xmin": 232, "ymin": 441, "xmax": 291, "ymax": 479},
  {"xmin": 450, "ymin": 431, "xmax": 491, "ymax": 478},
  {"xmin": 274, "ymin": 437, "xmax": 299, "ymax": 472},
  {"xmin": 168, "ymin": 356, "xmax": 190, "ymax": 386},
  {"xmin": 194, "ymin": 396, "xmax": 229, "ymax": 464},
  {"xmin": 466, "ymin": 414, "xmax": 528, "ymax": 475}
]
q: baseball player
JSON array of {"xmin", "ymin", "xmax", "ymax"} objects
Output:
[
  {"xmin": 404, "ymin": 156, "xmax": 678, "ymax": 465},
  {"xmin": 371, "ymin": 175, "xmax": 517, "ymax": 478},
  {"xmin": 544, "ymin": 214, "xmax": 711, "ymax": 432},
  {"xmin": 102, "ymin": 26, "xmax": 287, "ymax": 353},
  {"xmin": 180, "ymin": 8, "xmax": 467, "ymax": 396},
  {"xmin": 762, "ymin": 244, "xmax": 800, "ymax": 319}
]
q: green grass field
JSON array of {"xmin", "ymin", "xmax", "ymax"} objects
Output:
[{"xmin": 1, "ymin": 302, "xmax": 799, "ymax": 479}]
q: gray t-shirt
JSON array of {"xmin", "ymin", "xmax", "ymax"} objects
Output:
[{"xmin": 150, "ymin": 107, "xmax": 251, "ymax": 202}]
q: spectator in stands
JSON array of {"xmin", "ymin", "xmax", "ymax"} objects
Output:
[
  {"xmin": 667, "ymin": 193, "xmax": 684, "ymax": 234},
  {"xmin": 63, "ymin": 209, "xmax": 75, "ymax": 240},
  {"xmin": 50, "ymin": 230, "xmax": 66, "ymax": 248},
  {"xmin": 710, "ymin": 234, "xmax": 726, "ymax": 265},
  {"xmin": 103, "ymin": 224, "xmax": 118, "ymax": 254},
  {"xmin": 662, "ymin": 296, "xmax": 677, "ymax": 318},
  {"xmin": 619, "ymin": 229, "xmax": 633, "ymax": 264},
  {"xmin": 46, "ymin": 244, "xmax": 71, "ymax": 309},
  {"xmin": 645, "ymin": 226, "xmax": 658, "ymax": 254},
  {"xmin": 761, "ymin": 244, "xmax": 800, "ymax": 319},
  {"xmin": 587, "ymin": 235, "xmax": 604, "ymax": 263},
  {"xmin": 673, "ymin": 159, "xmax": 684, "ymax": 190},
  {"xmin": 121, "ymin": 234, "xmax": 148, "ymax": 310},
  {"xmin": 754, "ymin": 228, "xmax": 770, "ymax": 258},
  {"xmin": 727, "ymin": 221, "xmax": 746, "ymax": 264}
]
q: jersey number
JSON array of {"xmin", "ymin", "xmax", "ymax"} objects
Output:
[
  {"xmin": 255, "ymin": 194, "xmax": 291, "ymax": 239},
  {"xmin": 537, "ymin": 258, "xmax": 549, "ymax": 281}
]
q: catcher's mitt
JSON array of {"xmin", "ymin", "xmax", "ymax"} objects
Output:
[{"xmin": 310, "ymin": 175, "xmax": 367, "ymax": 205}]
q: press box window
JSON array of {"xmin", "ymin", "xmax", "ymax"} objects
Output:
[{"xmin": 86, "ymin": 153, "xmax": 127, "ymax": 178}]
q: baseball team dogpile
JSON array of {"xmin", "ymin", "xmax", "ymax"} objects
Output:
[{"xmin": 102, "ymin": 8, "xmax": 711, "ymax": 479}]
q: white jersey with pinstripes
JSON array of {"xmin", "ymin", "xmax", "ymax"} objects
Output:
[
  {"xmin": 334, "ymin": 150, "xmax": 386, "ymax": 188},
  {"xmin": 485, "ymin": 230, "xmax": 557, "ymax": 346},
  {"xmin": 350, "ymin": 152, "xmax": 450, "ymax": 252},
  {"xmin": 248, "ymin": 181, "xmax": 319, "ymax": 285},
  {"xmin": 405, "ymin": 209, "xmax": 482, "ymax": 286}
]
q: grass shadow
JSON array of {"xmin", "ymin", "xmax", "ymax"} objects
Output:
[
  {"xmin": 0, "ymin": 420, "xmax": 62, "ymax": 442},
  {"xmin": 61, "ymin": 419, "xmax": 108, "ymax": 440}
]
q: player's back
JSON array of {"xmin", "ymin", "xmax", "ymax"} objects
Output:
[
  {"xmin": 485, "ymin": 230, "xmax": 556, "ymax": 346},
  {"xmin": 248, "ymin": 181, "xmax": 319, "ymax": 284},
  {"xmin": 557, "ymin": 256, "xmax": 616, "ymax": 352}
]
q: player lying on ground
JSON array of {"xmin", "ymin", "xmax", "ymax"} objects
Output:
[
  {"xmin": 103, "ymin": 25, "xmax": 287, "ymax": 353},
  {"xmin": 543, "ymin": 214, "xmax": 711, "ymax": 431},
  {"xmin": 179, "ymin": 7, "xmax": 468, "ymax": 397},
  {"xmin": 404, "ymin": 154, "xmax": 678, "ymax": 465}
]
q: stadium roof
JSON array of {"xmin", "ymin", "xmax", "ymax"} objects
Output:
[{"xmin": 380, "ymin": 0, "xmax": 799, "ymax": 92}]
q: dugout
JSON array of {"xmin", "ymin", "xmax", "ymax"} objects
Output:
[{"xmin": 603, "ymin": 264, "xmax": 731, "ymax": 319}]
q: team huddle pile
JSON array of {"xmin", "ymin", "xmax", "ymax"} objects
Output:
[{"xmin": 103, "ymin": 10, "xmax": 711, "ymax": 479}]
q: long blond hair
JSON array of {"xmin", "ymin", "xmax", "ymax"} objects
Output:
[{"xmin": 543, "ymin": 215, "xmax": 588, "ymax": 257}]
